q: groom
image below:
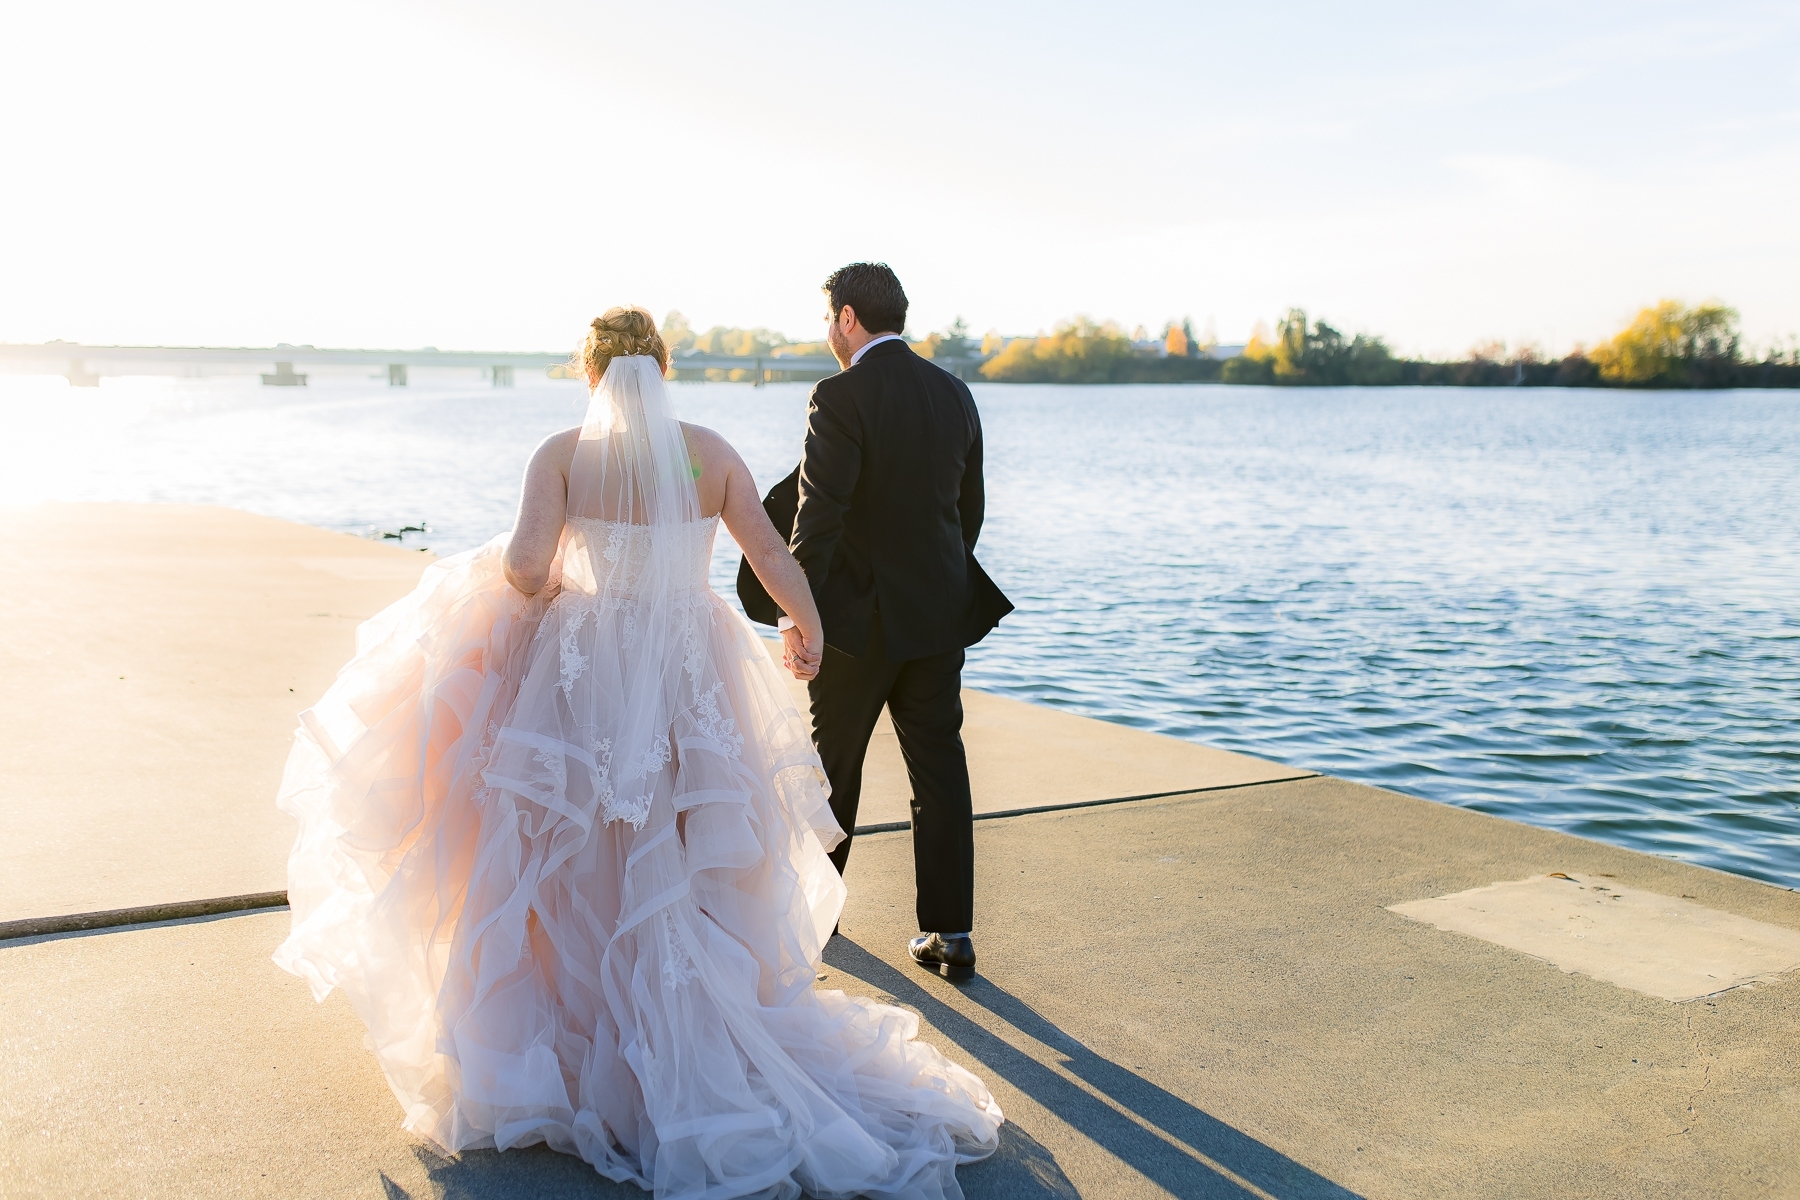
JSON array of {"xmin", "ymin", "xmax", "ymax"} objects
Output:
[{"xmin": 740, "ymin": 262, "xmax": 1011, "ymax": 981}]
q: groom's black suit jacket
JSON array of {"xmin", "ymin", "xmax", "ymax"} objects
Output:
[{"xmin": 737, "ymin": 339, "xmax": 1011, "ymax": 660}]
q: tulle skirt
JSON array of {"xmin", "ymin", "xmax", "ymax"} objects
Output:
[{"xmin": 273, "ymin": 536, "xmax": 1002, "ymax": 1199}]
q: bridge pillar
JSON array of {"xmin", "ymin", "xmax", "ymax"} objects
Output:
[
  {"xmin": 388, "ymin": 364, "xmax": 408, "ymax": 386},
  {"xmin": 491, "ymin": 365, "xmax": 514, "ymax": 387},
  {"xmin": 66, "ymin": 361, "xmax": 99, "ymax": 387},
  {"xmin": 260, "ymin": 362, "xmax": 307, "ymax": 387}
]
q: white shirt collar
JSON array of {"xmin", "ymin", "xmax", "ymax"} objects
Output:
[{"xmin": 850, "ymin": 333, "xmax": 904, "ymax": 366}]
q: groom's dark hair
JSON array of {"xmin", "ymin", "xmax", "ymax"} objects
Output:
[{"xmin": 823, "ymin": 263, "xmax": 908, "ymax": 335}]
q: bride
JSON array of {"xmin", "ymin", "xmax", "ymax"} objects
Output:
[{"xmin": 273, "ymin": 308, "xmax": 1003, "ymax": 1198}]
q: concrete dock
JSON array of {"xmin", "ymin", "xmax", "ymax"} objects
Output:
[{"xmin": 3, "ymin": 504, "xmax": 1798, "ymax": 1198}]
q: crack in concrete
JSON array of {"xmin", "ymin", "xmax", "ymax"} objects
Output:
[{"xmin": 1666, "ymin": 1008, "xmax": 1713, "ymax": 1138}]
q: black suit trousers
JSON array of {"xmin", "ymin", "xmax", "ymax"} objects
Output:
[{"xmin": 807, "ymin": 616, "xmax": 974, "ymax": 935}]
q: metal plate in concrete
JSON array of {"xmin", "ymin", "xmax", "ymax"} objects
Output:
[{"xmin": 1388, "ymin": 873, "xmax": 1800, "ymax": 1002}]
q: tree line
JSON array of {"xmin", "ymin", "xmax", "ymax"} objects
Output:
[
  {"xmin": 970, "ymin": 302, "xmax": 1800, "ymax": 388},
  {"xmin": 660, "ymin": 312, "xmax": 830, "ymax": 360},
  {"xmin": 653, "ymin": 304, "xmax": 1800, "ymax": 388}
]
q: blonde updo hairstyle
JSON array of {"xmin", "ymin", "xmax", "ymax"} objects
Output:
[{"xmin": 576, "ymin": 306, "xmax": 669, "ymax": 383}]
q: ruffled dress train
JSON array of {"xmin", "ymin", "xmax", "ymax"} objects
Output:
[{"xmin": 273, "ymin": 518, "xmax": 1002, "ymax": 1199}]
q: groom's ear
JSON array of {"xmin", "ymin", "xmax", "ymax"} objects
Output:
[{"xmin": 835, "ymin": 304, "xmax": 857, "ymax": 333}]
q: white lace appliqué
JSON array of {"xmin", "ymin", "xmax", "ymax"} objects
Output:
[
  {"xmin": 609, "ymin": 794, "xmax": 654, "ymax": 831},
  {"xmin": 680, "ymin": 607, "xmax": 707, "ymax": 684},
  {"xmin": 693, "ymin": 682, "xmax": 743, "ymax": 760},
  {"xmin": 602, "ymin": 524, "xmax": 627, "ymax": 564},
  {"xmin": 589, "ymin": 734, "xmax": 616, "ymax": 805},
  {"xmin": 661, "ymin": 911, "xmax": 698, "ymax": 989},
  {"xmin": 635, "ymin": 733, "xmax": 672, "ymax": 777},
  {"xmin": 558, "ymin": 608, "xmax": 590, "ymax": 698},
  {"xmin": 532, "ymin": 743, "xmax": 568, "ymax": 790},
  {"xmin": 599, "ymin": 736, "xmax": 664, "ymax": 831}
]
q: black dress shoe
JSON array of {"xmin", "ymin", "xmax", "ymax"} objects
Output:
[{"xmin": 909, "ymin": 933, "xmax": 976, "ymax": 982}]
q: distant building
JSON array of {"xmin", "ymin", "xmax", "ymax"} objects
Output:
[{"xmin": 1206, "ymin": 343, "xmax": 1247, "ymax": 360}]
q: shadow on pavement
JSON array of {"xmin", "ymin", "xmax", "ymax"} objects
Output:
[
  {"xmin": 380, "ymin": 1142, "xmax": 639, "ymax": 1199},
  {"xmin": 368, "ymin": 938, "xmax": 1356, "ymax": 1199},
  {"xmin": 377, "ymin": 1123, "xmax": 1076, "ymax": 1200},
  {"xmin": 823, "ymin": 938, "xmax": 1363, "ymax": 1200},
  {"xmin": 963, "ymin": 1121, "xmax": 1083, "ymax": 1198}
]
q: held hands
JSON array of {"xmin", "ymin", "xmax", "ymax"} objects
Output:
[{"xmin": 781, "ymin": 624, "xmax": 823, "ymax": 681}]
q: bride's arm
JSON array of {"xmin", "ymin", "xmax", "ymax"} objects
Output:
[
  {"xmin": 503, "ymin": 430, "xmax": 576, "ymax": 595},
  {"xmin": 708, "ymin": 435, "xmax": 823, "ymax": 678}
]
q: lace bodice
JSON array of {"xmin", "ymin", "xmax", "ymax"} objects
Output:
[{"xmin": 563, "ymin": 515, "xmax": 719, "ymax": 597}]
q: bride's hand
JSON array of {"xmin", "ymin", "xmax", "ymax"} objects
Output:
[{"xmin": 782, "ymin": 624, "xmax": 822, "ymax": 681}]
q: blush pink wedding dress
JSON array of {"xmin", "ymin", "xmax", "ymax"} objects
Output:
[{"xmin": 273, "ymin": 356, "xmax": 1002, "ymax": 1199}]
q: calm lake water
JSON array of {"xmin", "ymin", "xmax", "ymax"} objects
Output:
[{"xmin": 4, "ymin": 372, "xmax": 1796, "ymax": 889}]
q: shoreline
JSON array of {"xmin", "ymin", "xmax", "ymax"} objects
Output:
[{"xmin": 7, "ymin": 496, "xmax": 1792, "ymax": 900}]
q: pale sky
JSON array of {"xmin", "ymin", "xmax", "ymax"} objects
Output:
[{"xmin": 3, "ymin": 0, "xmax": 1798, "ymax": 358}]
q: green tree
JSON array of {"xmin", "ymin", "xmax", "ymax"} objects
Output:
[
  {"xmin": 1220, "ymin": 310, "xmax": 1395, "ymax": 386},
  {"xmin": 921, "ymin": 316, "xmax": 978, "ymax": 362},
  {"xmin": 1346, "ymin": 335, "xmax": 1400, "ymax": 385},
  {"xmin": 1272, "ymin": 309, "xmax": 1351, "ymax": 384},
  {"xmin": 661, "ymin": 311, "xmax": 695, "ymax": 355},
  {"xmin": 1220, "ymin": 354, "xmax": 1274, "ymax": 384}
]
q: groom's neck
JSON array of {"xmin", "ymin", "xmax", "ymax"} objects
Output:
[{"xmin": 836, "ymin": 326, "xmax": 898, "ymax": 368}]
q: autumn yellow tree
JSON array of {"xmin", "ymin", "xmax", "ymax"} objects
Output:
[
  {"xmin": 1221, "ymin": 327, "xmax": 1278, "ymax": 383},
  {"xmin": 1590, "ymin": 300, "xmax": 1740, "ymax": 385},
  {"xmin": 691, "ymin": 325, "xmax": 790, "ymax": 357},
  {"xmin": 1163, "ymin": 322, "xmax": 1189, "ymax": 358},
  {"xmin": 979, "ymin": 318, "xmax": 1133, "ymax": 383},
  {"xmin": 1590, "ymin": 302, "xmax": 1683, "ymax": 384}
]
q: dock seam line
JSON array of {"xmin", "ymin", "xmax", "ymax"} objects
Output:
[
  {"xmin": 0, "ymin": 775, "xmax": 1317, "ymax": 942},
  {"xmin": 0, "ymin": 891, "xmax": 290, "ymax": 943},
  {"xmin": 853, "ymin": 772, "xmax": 1318, "ymax": 836}
]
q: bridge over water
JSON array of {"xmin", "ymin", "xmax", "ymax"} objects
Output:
[{"xmin": 0, "ymin": 342, "xmax": 845, "ymax": 387}]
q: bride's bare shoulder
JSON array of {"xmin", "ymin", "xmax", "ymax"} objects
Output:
[
  {"xmin": 678, "ymin": 421, "xmax": 743, "ymax": 468},
  {"xmin": 527, "ymin": 426, "xmax": 582, "ymax": 472}
]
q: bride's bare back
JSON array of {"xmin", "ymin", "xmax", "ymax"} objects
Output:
[{"xmin": 502, "ymin": 419, "xmax": 822, "ymax": 675}]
